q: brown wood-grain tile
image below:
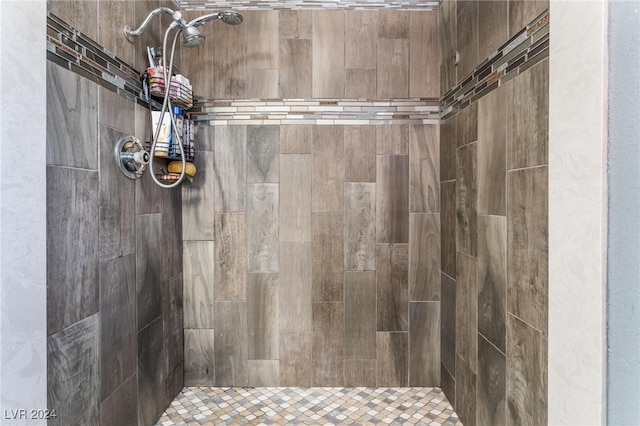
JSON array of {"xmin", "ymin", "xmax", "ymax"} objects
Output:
[
  {"xmin": 507, "ymin": 166, "xmax": 548, "ymax": 332},
  {"xmin": 508, "ymin": 0, "xmax": 548, "ymax": 38},
  {"xmin": 377, "ymin": 125, "xmax": 409, "ymax": 156},
  {"xmin": 410, "ymin": 124, "xmax": 440, "ymax": 213},
  {"xmin": 99, "ymin": 255, "xmax": 136, "ymax": 400},
  {"xmin": 344, "ymin": 126, "xmax": 376, "ymax": 182},
  {"xmin": 345, "ymin": 69, "xmax": 377, "ymax": 99},
  {"xmin": 439, "ymin": 0, "xmax": 457, "ymax": 92},
  {"xmin": 279, "ymin": 10, "xmax": 312, "ymax": 40},
  {"xmin": 279, "ymin": 331, "xmax": 313, "ymax": 386},
  {"xmin": 455, "ymin": 353, "xmax": 477, "ymax": 426},
  {"xmin": 214, "ymin": 126, "xmax": 247, "ymax": 212},
  {"xmin": 214, "ymin": 213, "xmax": 247, "ymax": 301},
  {"xmin": 441, "ymin": 363, "xmax": 456, "ymax": 409},
  {"xmin": 135, "ymin": 214, "xmax": 163, "ymax": 331},
  {"xmin": 344, "ymin": 360, "xmax": 377, "ymax": 387},
  {"xmin": 506, "ymin": 59, "xmax": 549, "ymax": 169},
  {"xmin": 46, "ymin": 166, "xmax": 99, "ymax": 335},
  {"xmin": 378, "ymin": 10, "xmax": 410, "ymax": 39},
  {"xmin": 279, "ymin": 243, "xmax": 312, "ymax": 331},
  {"xmin": 247, "ymin": 126, "xmax": 279, "ymax": 184},
  {"xmin": 344, "ymin": 183, "xmax": 376, "ymax": 272},
  {"xmin": 312, "ymin": 302, "xmax": 345, "ymax": 386},
  {"xmin": 280, "ymin": 154, "xmax": 312, "ymax": 243},
  {"xmin": 410, "ymin": 11, "xmax": 439, "ymax": 98},
  {"xmin": 46, "ymin": 63, "xmax": 98, "ymax": 170},
  {"xmin": 506, "ymin": 314, "xmax": 548, "ymax": 425},
  {"xmin": 345, "ymin": 11, "xmax": 378, "ymax": 70},
  {"xmin": 376, "ymin": 332, "xmax": 409, "ymax": 387},
  {"xmin": 440, "ymin": 181, "xmax": 457, "ymax": 278},
  {"xmin": 456, "ymin": 0, "xmax": 478, "ymax": 79},
  {"xmin": 98, "ymin": 0, "xmax": 134, "ymax": 66},
  {"xmin": 247, "ymin": 273, "xmax": 279, "ymax": 360},
  {"xmin": 280, "ymin": 125, "xmax": 313, "ymax": 154},
  {"xmin": 100, "ymin": 373, "xmax": 137, "ymax": 426},
  {"xmin": 183, "ymin": 241, "xmax": 215, "ymax": 329},
  {"xmin": 184, "ymin": 328, "xmax": 215, "ymax": 386},
  {"xmin": 409, "ymin": 213, "xmax": 441, "ymax": 301},
  {"xmin": 478, "ymin": 86, "xmax": 507, "ymax": 216},
  {"xmin": 248, "ymin": 74, "xmax": 278, "ymax": 103},
  {"xmin": 377, "ymin": 155, "xmax": 409, "ymax": 243},
  {"xmin": 183, "ymin": 151, "xmax": 215, "ymax": 240},
  {"xmin": 312, "ymin": 126, "xmax": 345, "ymax": 213},
  {"xmin": 212, "ymin": 17, "xmax": 247, "ymax": 98},
  {"xmin": 247, "ymin": 360, "xmax": 279, "ymax": 387},
  {"xmin": 456, "ymin": 252, "xmax": 478, "ymax": 373},
  {"xmin": 181, "ymin": 12, "xmax": 215, "ymax": 99},
  {"xmin": 245, "ymin": 11, "xmax": 279, "ymax": 71},
  {"xmin": 477, "ymin": 215, "xmax": 507, "ymax": 353},
  {"xmin": 214, "ymin": 301, "xmax": 248, "ymax": 386},
  {"xmin": 247, "ymin": 184, "xmax": 279, "ymax": 273},
  {"xmin": 477, "ymin": 334, "xmax": 506, "ymax": 426},
  {"xmin": 312, "ymin": 213, "xmax": 344, "ymax": 302},
  {"xmin": 377, "ymin": 244, "xmax": 409, "ymax": 332},
  {"xmin": 312, "ymin": 11, "xmax": 345, "ymax": 98},
  {"xmin": 478, "ymin": 0, "xmax": 508, "ymax": 60},
  {"xmin": 377, "ymin": 38, "xmax": 409, "ymax": 99},
  {"xmin": 48, "ymin": 314, "xmax": 100, "ymax": 426},
  {"xmin": 440, "ymin": 115, "xmax": 457, "ymax": 182},
  {"xmin": 457, "ymin": 102, "xmax": 478, "ymax": 148},
  {"xmin": 344, "ymin": 272, "xmax": 377, "ymax": 360},
  {"xmin": 409, "ymin": 302, "xmax": 440, "ymax": 386},
  {"xmin": 279, "ymin": 39, "xmax": 312, "ymax": 99},
  {"xmin": 456, "ymin": 142, "xmax": 477, "ymax": 256},
  {"xmin": 441, "ymin": 272, "xmax": 457, "ymax": 377},
  {"xmin": 137, "ymin": 317, "xmax": 165, "ymax": 425},
  {"xmin": 48, "ymin": 0, "xmax": 98, "ymax": 41}
]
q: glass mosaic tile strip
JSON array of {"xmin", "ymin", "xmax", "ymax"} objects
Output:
[
  {"xmin": 45, "ymin": 12, "xmax": 160, "ymax": 110},
  {"xmin": 190, "ymin": 98, "xmax": 440, "ymax": 125},
  {"xmin": 440, "ymin": 9, "xmax": 549, "ymax": 119}
]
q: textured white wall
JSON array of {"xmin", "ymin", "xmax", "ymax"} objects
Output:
[
  {"xmin": 549, "ymin": 1, "xmax": 608, "ymax": 424},
  {"xmin": 0, "ymin": 1, "xmax": 48, "ymax": 424}
]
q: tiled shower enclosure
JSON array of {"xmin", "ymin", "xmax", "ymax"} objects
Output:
[{"xmin": 44, "ymin": 0, "xmax": 550, "ymax": 425}]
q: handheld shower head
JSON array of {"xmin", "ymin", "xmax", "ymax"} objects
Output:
[{"xmin": 187, "ymin": 10, "xmax": 244, "ymax": 27}]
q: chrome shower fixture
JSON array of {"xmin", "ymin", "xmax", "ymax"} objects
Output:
[
  {"xmin": 124, "ymin": 8, "xmax": 243, "ymax": 48},
  {"xmin": 122, "ymin": 7, "xmax": 244, "ymax": 189}
]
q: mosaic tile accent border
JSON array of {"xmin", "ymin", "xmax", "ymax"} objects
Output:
[
  {"xmin": 45, "ymin": 12, "xmax": 155, "ymax": 110},
  {"xmin": 441, "ymin": 9, "xmax": 549, "ymax": 119},
  {"xmin": 191, "ymin": 98, "xmax": 441, "ymax": 125},
  {"xmin": 178, "ymin": 0, "xmax": 439, "ymax": 11},
  {"xmin": 157, "ymin": 387, "xmax": 461, "ymax": 425}
]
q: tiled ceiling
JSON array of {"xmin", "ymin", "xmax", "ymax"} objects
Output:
[{"xmin": 176, "ymin": 0, "xmax": 439, "ymax": 10}]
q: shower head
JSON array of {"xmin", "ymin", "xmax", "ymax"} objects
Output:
[
  {"xmin": 187, "ymin": 10, "xmax": 244, "ymax": 27},
  {"xmin": 181, "ymin": 25, "xmax": 205, "ymax": 48}
]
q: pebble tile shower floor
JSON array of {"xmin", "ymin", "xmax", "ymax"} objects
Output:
[{"xmin": 156, "ymin": 387, "xmax": 461, "ymax": 425}]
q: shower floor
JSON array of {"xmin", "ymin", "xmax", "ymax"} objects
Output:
[{"xmin": 156, "ymin": 386, "xmax": 460, "ymax": 425}]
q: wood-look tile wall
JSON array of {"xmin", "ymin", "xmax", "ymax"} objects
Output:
[
  {"xmin": 439, "ymin": 1, "xmax": 549, "ymax": 425},
  {"xmin": 46, "ymin": 2, "xmax": 184, "ymax": 424},
  {"xmin": 182, "ymin": 123, "xmax": 440, "ymax": 387},
  {"xmin": 182, "ymin": 10, "xmax": 439, "ymax": 100}
]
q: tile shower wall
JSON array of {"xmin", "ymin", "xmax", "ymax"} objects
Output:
[
  {"xmin": 181, "ymin": 9, "xmax": 439, "ymax": 100},
  {"xmin": 182, "ymin": 123, "xmax": 440, "ymax": 387},
  {"xmin": 46, "ymin": 2, "xmax": 183, "ymax": 425},
  {"xmin": 438, "ymin": 1, "xmax": 549, "ymax": 426},
  {"xmin": 180, "ymin": 9, "xmax": 440, "ymax": 388}
]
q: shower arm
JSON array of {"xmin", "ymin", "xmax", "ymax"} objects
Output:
[{"xmin": 124, "ymin": 7, "xmax": 176, "ymax": 42}]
